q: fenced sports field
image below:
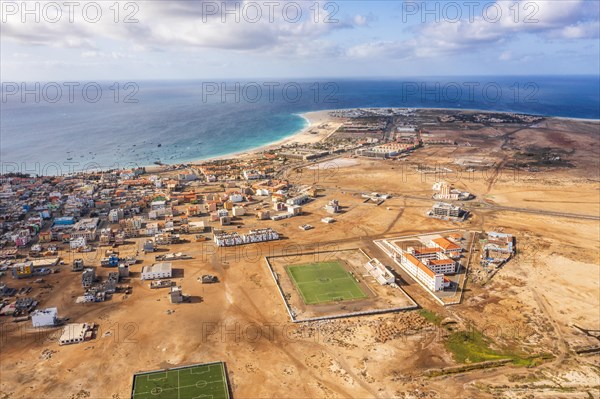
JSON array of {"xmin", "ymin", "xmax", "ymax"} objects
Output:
[
  {"xmin": 266, "ymin": 248, "xmax": 418, "ymax": 322},
  {"xmin": 131, "ymin": 362, "xmax": 229, "ymax": 399}
]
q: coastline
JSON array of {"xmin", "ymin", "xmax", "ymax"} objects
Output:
[
  {"xmin": 178, "ymin": 106, "xmax": 598, "ymax": 167},
  {"xmin": 122, "ymin": 106, "xmax": 600, "ymax": 173},
  {"xmin": 187, "ymin": 109, "xmax": 343, "ymax": 165}
]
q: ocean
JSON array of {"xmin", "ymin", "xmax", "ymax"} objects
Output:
[{"xmin": 1, "ymin": 76, "xmax": 598, "ymax": 175}]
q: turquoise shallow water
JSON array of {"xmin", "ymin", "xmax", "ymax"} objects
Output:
[{"xmin": 1, "ymin": 77, "xmax": 598, "ymax": 174}]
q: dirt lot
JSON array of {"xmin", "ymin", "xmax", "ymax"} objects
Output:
[{"xmin": 0, "ymin": 115, "xmax": 599, "ymax": 398}]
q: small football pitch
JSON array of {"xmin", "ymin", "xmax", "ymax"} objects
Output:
[
  {"xmin": 287, "ymin": 261, "xmax": 367, "ymax": 305},
  {"xmin": 131, "ymin": 362, "xmax": 229, "ymax": 399}
]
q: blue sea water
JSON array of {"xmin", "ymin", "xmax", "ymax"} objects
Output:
[{"xmin": 1, "ymin": 76, "xmax": 598, "ymax": 174}]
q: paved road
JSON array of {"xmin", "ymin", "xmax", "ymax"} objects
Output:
[{"xmin": 323, "ymin": 186, "xmax": 600, "ymax": 221}]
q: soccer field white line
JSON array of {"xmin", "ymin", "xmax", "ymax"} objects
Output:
[
  {"xmin": 147, "ymin": 372, "xmax": 169, "ymax": 381},
  {"xmin": 189, "ymin": 367, "xmax": 212, "ymax": 375},
  {"xmin": 220, "ymin": 364, "xmax": 229, "ymax": 399}
]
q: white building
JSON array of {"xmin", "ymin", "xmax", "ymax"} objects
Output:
[
  {"xmin": 432, "ymin": 181, "xmax": 472, "ymax": 201},
  {"xmin": 256, "ymin": 188, "xmax": 270, "ymax": 196},
  {"xmin": 356, "ymin": 143, "xmax": 411, "ymax": 158},
  {"xmin": 213, "ymin": 228, "xmax": 280, "ymax": 247},
  {"xmin": 232, "ymin": 206, "xmax": 246, "ymax": 217},
  {"xmin": 407, "ymin": 246, "xmax": 456, "ymax": 274},
  {"xmin": 188, "ymin": 221, "xmax": 206, "ymax": 233},
  {"xmin": 287, "ymin": 205, "xmax": 302, "ymax": 215},
  {"xmin": 140, "ymin": 262, "xmax": 172, "ymax": 280},
  {"xmin": 70, "ymin": 217, "xmax": 99, "ymax": 240},
  {"xmin": 229, "ymin": 193, "xmax": 244, "ymax": 203},
  {"xmin": 170, "ymin": 286, "xmax": 184, "ymax": 303},
  {"xmin": 70, "ymin": 236, "xmax": 87, "ymax": 249},
  {"xmin": 271, "ymin": 212, "xmax": 293, "ymax": 221},
  {"xmin": 399, "ymin": 253, "xmax": 444, "ymax": 291},
  {"xmin": 272, "ymin": 201, "xmax": 286, "ymax": 211},
  {"xmin": 151, "ymin": 200, "xmax": 166, "ymax": 210},
  {"xmin": 423, "ymin": 258, "xmax": 456, "ymax": 275},
  {"xmin": 243, "ymin": 170, "xmax": 263, "ymax": 180},
  {"xmin": 108, "ymin": 209, "xmax": 124, "ymax": 223},
  {"xmin": 324, "ymin": 199, "xmax": 340, "ymax": 214},
  {"xmin": 149, "ymin": 208, "xmax": 168, "ymax": 220},
  {"xmin": 364, "ymin": 258, "xmax": 395, "ymax": 285},
  {"xmin": 431, "ymin": 202, "xmax": 464, "ymax": 218},
  {"xmin": 31, "ymin": 307, "xmax": 58, "ymax": 327},
  {"xmin": 178, "ymin": 172, "xmax": 198, "ymax": 181},
  {"xmin": 220, "ymin": 216, "xmax": 231, "ymax": 226},
  {"xmin": 286, "ymin": 194, "xmax": 308, "ymax": 206},
  {"xmin": 59, "ymin": 323, "xmax": 94, "ymax": 345}
]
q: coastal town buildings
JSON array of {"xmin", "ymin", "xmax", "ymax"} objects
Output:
[{"xmin": 213, "ymin": 228, "xmax": 280, "ymax": 247}]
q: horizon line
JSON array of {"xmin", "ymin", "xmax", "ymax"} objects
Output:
[{"xmin": 1, "ymin": 74, "xmax": 599, "ymax": 84}]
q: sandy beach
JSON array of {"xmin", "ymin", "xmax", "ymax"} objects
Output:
[
  {"xmin": 145, "ymin": 111, "xmax": 337, "ymax": 172},
  {"xmin": 189, "ymin": 110, "xmax": 340, "ymax": 163}
]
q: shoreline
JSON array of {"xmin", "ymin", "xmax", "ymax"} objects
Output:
[
  {"xmin": 185, "ymin": 109, "xmax": 342, "ymax": 165},
  {"xmin": 173, "ymin": 106, "xmax": 598, "ymax": 168},
  {"xmin": 13, "ymin": 106, "xmax": 596, "ymax": 175}
]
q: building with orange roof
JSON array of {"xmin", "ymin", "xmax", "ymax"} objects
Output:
[
  {"xmin": 409, "ymin": 246, "xmax": 442, "ymax": 259},
  {"xmin": 399, "ymin": 253, "xmax": 444, "ymax": 291},
  {"xmin": 430, "ymin": 237, "xmax": 462, "ymax": 253},
  {"xmin": 408, "ymin": 244, "xmax": 457, "ymax": 274}
]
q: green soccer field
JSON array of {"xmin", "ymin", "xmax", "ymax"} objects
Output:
[
  {"xmin": 131, "ymin": 362, "xmax": 229, "ymax": 399},
  {"xmin": 287, "ymin": 261, "xmax": 368, "ymax": 305}
]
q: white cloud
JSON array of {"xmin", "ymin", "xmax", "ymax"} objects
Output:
[
  {"xmin": 553, "ymin": 21, "xmax": 600, "ymax": 39},
  {"xmin": 353, "ymin": 13, "xmax": 377, "ymax": 27},
  {"xmin": 499, "ymin": 51, "xmax": 512, "ymax": 61},
  {"xmin": 1, "ymin": 0, "xmax": 366, "ymax": 58},
  {"xmin": 346, "ymin": 0, "xmax": 599, "ymax": 60}
]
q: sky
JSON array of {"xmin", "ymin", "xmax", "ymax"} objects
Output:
[{"xmin": 1, "ymin": 0, "xmax": 599, "ymax": 80}]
